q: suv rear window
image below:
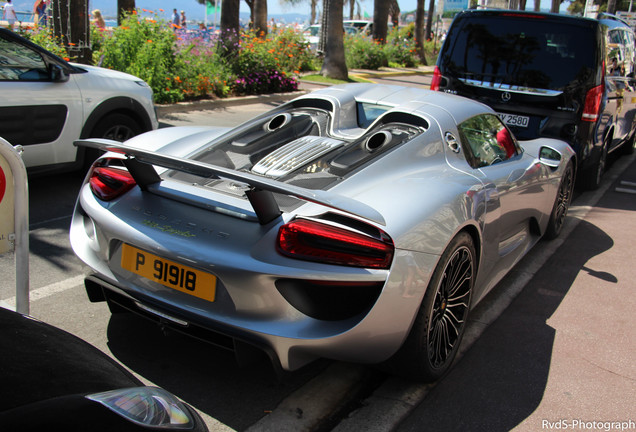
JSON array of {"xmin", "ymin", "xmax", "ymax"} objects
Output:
[{"xmin": 442, "ymin": 14, "xmax": 597, "ymax": 91}]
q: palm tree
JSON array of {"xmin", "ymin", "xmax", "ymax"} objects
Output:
[
  {"xmin": 415, "ymin": 0, "xmax": 426, "ymax": 65},
  {"xmin": 320, "ymin": 0, "xmax": 348, "ymax": 80},
  {"xmin": 117, "ymin": 0, "xmax": 135, "ymax": 24},
  {"xmin": 389, "ymin": 0, "xmax": 400, "ymax": 28},
  {"xmin": 425, "ymin": 0, "xmax": 435, "ymax": 44},
  {"xmin": 345, "ymin": 0, "xmax": 359, "ymax": 20},
  {"xmin": 219, "ymin": 0, "xmax": 240, "ymax": 57},
  {"xmin": 51, "ymin": 0, "xmax": 92, "ymax": 64},
  {"xmin": 372, "ymin": 0, "xmax": 389, "ymax": 43},
  {"xmin": 244, "ymin": 0, "xmax": 268, "ymax": 35}
]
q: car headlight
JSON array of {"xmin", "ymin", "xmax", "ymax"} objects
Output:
[{"xmin": 86, "ymin": 386, "xmax": 194, "ymax": 429}]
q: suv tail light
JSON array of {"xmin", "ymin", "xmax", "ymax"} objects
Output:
[
  {"xmin": 582, "ymin": 84, "xmax": 603, "ymax": 122},
  {"xmin": 89, "ymin": 166, "xmax": 137, "ymax": 201},
  {"xmin": 277, "ymin": 219, "xmax": 394, "ymax": 269},
  {"xmin": 430, "ymin": 66, "xmax": 443, "ymax": 91}
]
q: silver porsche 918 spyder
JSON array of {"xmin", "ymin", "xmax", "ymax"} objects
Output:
[{"xmin": 70, "ymin": 84, "xmax": 575, "ymax": 381}]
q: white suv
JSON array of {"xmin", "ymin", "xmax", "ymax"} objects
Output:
[{"xmin": 0, "ymin": 28, "xmax": 158, "ymax": 175}]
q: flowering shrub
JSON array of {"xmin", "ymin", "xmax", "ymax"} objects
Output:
[
  {"xmin": 93, "ymin": 12, "xmax": 185, "ymax": 103},
  {"xmin": 385, "ymin": 27, "xmax": 419, "ymax": 68},
  {"xmin": 344, "ymin": 34, "xmax": 388, "ymax": 69},
  {"xmin": 17, "ymin": 9, "xmax": 427, "ymax": 103},
  {"xmin": 234, "ymin": 70, "xmax": 298, "ymax": 95},
  {"xmin": 18, "ymin": 26, "xmax": 69, "ymax": 60}
]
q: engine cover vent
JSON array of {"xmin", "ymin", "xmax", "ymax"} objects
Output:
[{"xmin": 251, "ymin": 136, "xmax": 344, "ymax": 178}]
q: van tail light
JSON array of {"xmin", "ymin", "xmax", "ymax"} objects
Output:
[
  {"xmin": 582, "ymin": 84, "xmax": 603, "ymax": 122},
  {"xmin": 89, "ymin": 166, "xmax": 137, "ymax": 201},
  {"xmin": 277, "ymin": 219, "xmax": 394, "ymax": 269},
  {"xmin": 430, "ymin": 66, "xmax": 443, "ymax": 91}
]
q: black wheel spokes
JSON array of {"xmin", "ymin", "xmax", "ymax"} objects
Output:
[
  {"xmin": 106, "ymin": 125, "xmax": 134, "ymax": 142},
  {"xmin": 428, "ymin": 247, "xmax": 473, "ymax": 369},
  {"xmin": 555, "ymin": 167, "xmax": 573, "ymax": 228}
]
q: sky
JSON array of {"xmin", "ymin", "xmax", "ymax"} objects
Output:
[{"xmin": 11, "ymin": 0, "xmax": 562, "ymax": 24}]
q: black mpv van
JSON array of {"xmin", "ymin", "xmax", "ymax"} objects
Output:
[{"xmin": 433, "ymin": 10, "xmax": 636, "ymax": 189}]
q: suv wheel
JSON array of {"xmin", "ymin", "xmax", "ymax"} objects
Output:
[{"xmin": 581, "ymin": 142, "xmax": 608, "ymax": 190}]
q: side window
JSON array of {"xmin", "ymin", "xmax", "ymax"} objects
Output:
[
  {"xmin": 458, "ymin": 114, "xmax": 518, "ymax": 168},
  {"xmin": 0, "ymin": 37, "xmax": 48, "ymax": 81}
]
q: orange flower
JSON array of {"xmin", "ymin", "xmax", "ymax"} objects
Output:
[
  {"xmin": 147, "ymin": 39, "xmax": 153, "ymax": 43},
  {"xmin": 159, "ymin": 9, "xmax": 164, "ymax": 12}
]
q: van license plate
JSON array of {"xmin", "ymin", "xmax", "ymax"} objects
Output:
[
  {"xmin": 499, "ymin": 113, "xmax": 529, "ymax": 128},
  {"xmin": 121, "ymin": 244, "xmax": 216, "ymax": 302}
]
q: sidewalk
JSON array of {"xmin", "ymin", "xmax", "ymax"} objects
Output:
[{"xmin": 394, "ymin": 154, "xmax": 636, "ymax": 431}]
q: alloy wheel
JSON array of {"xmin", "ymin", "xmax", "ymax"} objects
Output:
[{"xmin": 427, "ymin": 245, "xmax": 473, "ymax": 369}]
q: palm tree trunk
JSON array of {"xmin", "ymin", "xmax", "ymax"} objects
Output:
[
  {"xmin": 320, "ymin": 0, "xmax": 348, "ymax": 80},
  {"xmin": 254, "ymin": 0, "xmax": 267, "ymax": 36},
  {"xmin": 52, "ymin": 0, "xmax": 92, "ymax": 64},
  {"xmin": 117, "ymin": 0, "xmax": 135, "ymax": 25},
  {"xmin": 219, "ymin": 0, "xmax": 240, "ymax": 57},
  {"xmin": 415, "ymin": 0, "xmax": 426, "ymax": 65},
  {"xmin": 373, "ymin": 0, "xmax": 390, "ymax": 43}
]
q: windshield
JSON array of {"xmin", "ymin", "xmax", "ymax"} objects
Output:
[{"xmin": 441, "ymin": 15, "xmax": 597, "ymax": 91}]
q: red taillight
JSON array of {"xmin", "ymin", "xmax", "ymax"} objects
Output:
[
  {"xmin": 431, "ymin": 66, "xmax": 442, "ymax": 91},
  {"xmin": 582, "ymin": 84, "xmax": 603, "ymax": 122},
  {"xmin": 89, "ymin": 166, "xmax": 137, "ymax": 201},
  {"xmin": 277, "ymin": 219, "xmax": 394, "ymax": 269}
]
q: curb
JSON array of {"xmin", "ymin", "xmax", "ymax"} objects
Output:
[{"xmin": 156, "ymin": 91, "xmax": 308, "ymax": 116}]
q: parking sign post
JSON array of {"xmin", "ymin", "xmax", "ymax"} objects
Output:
[{"xmin": 0, "ymin": 138, "xmax": 29, "ymax": 315}]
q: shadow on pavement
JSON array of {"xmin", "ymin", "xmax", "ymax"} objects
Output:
[
  {"xmin": 396, "ymin": 218, "xmax": 614, "ymax": 432},
  {"xmin": 105, "ymin": 313, "xmax": 329, "ymax": 431}
]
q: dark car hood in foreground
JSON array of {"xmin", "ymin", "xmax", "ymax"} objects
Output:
[{"xmin": 0, "ymin": 307, "xmax": 142, "ymax": 411}]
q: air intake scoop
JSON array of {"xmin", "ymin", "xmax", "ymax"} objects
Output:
[{"xmin": 251, "ymin": 136, "xmax": 344, "ymax": 178}]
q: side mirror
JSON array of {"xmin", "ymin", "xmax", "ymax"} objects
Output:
[
  {"xmin": 50, "ymin": 64, "xmax": 69, "ymax": 83},
  {"xmin": 538, "ymin": 146, "xmax": 562, "ymax": 168}
]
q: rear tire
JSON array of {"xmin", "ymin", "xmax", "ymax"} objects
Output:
[
  {"xmin": 544, "ymin": 161, "xmax": 574, "ymax": 240},
  {"xmin": 386, "ymin": 232, "xmax": 475, "ymax": 382},
  {"xmin": 621, "ymin": 132, "xmax": 635, "ymax": 155}
]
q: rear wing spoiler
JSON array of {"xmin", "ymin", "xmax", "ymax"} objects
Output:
[{"xmin": 75, "ymin": 139, "xmax": 386, "ymax": 226}]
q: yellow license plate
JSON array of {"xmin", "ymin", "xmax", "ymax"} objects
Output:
[{"xmin": 121, "ymin": 244, "xmax": 216, "ymax": 302}]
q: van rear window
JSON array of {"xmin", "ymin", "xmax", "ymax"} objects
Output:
[{"xmin": 442, "ymin": 16, "xmax": 596, "ymax": 91}]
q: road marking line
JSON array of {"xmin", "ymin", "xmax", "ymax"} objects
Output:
[
  {"xmin": 616, "ymin": 187, "xmax": 636, "ymax": 194},
  {"xmin": 0, "ymin": 274, "xmax": 86, "ymax": 310}
]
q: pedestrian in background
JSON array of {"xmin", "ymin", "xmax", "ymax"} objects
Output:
[
  {"xmin": 33, "ymin": 0, "xmax": 47, "ymax": 27},
  {"xmin": 92, "ymin": 9, "xmax": 106, "ymax": 30},
  {"xmin": 171, "ymin": 8, "xmax": 179, "ymax": 30},
  {"xmin": 180, "ymin": 10, "xmax": 187, "ymax": 29},
  {"xmin": 3, "ymin": 0, "xmax": 18, "ymax": 30}
]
